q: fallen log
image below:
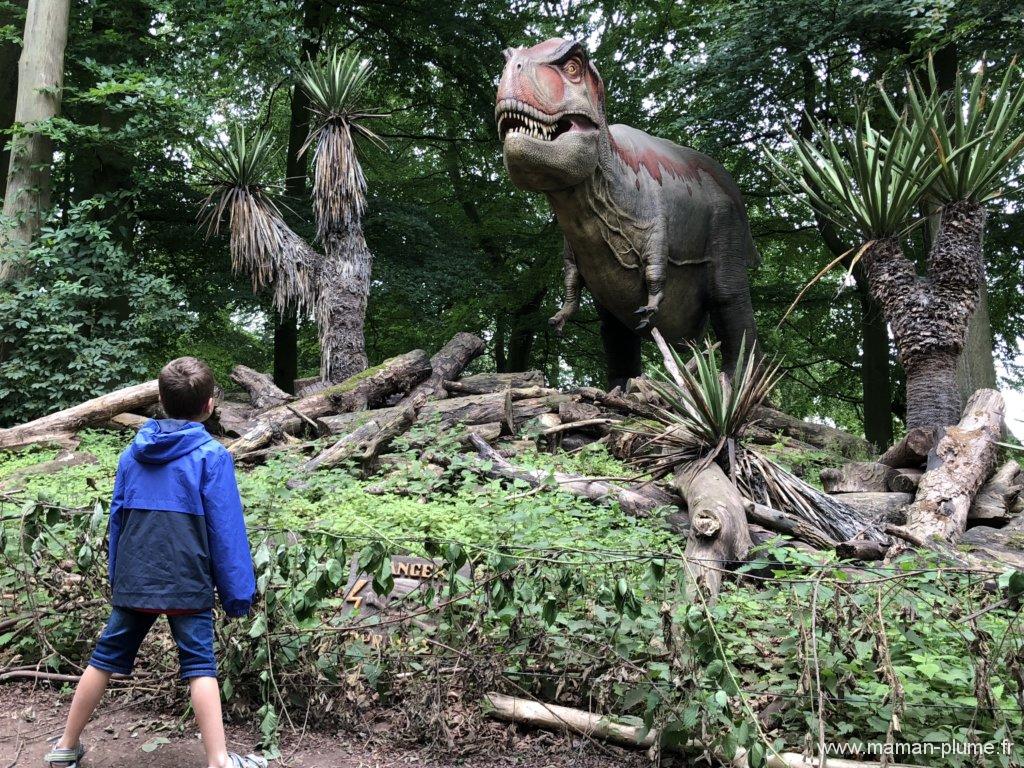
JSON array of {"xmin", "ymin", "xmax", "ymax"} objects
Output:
[
  {"xmin": 673, "ymin": 460, "xmax": 752, "ymax": 600},
  {"xmin": 230, "ymin": 365, "xmax": 294, "ymax": 409},
  {"xmin": 512, "ymin": 393, "xmax": 578, "ymax": 426},
  {"xmin": 482, "ymin": 693, "xmax": 910, "ymax": 768},
  {"xmin": 820, "ymin": 462, "xmax": 895, "ymax": 494},
  {"xmin": 0, "ymin": 451, "xmax": 98, "ymax": 490},
  {"xmin": 228, "ymin": 422, "xmax": 281, "ymax": 457},
  {"xmin": 746, "ymin": 501, "xmax": 838, "ymax": 550},
  {"xmin": 0, "ymin": 380, "xmax": 159, "ymax": 450},
  {"xmin": 969, "ymin": 459, "xmax": 1021, "ymax": 524},
  {"xmin": 468, "ymin": 433, "xmax": 669, "ymax": 517},
  {"xmin": 879, "ymin": 427, "xmax": 938, "ymax": 469},
  {"xmin": 443, "ymin": 370, "xmax": 544, "ymax": 395},
  {"xmin": 207, "ymin": 401, "xmax": 253, "ymax": 437},
  {"xmin": 290, "ymin": 405, "xmax": 418, "ymax": 481},
  {"xmin": 905, "ymin": 389, "xmax": 1004, "ymax": 543},
  {"xmin": 400, "ymin": 332, "xmax": 484, "ymax": 407},
  {"xmin": 751, "ymin": 406, "xmax": 872, "ymax": 458},
  {"xmin": 828, "ymin": 492, "xmax": 912, "ymax": 523},
  {"xmin": 319, "ymin": 391, "xmax": 515, "ymax": 436},
  {"xmin": 887, "ymin": 468, "xmax": 923, "ymax": 494},
  {"xmin": 103, "ymin": 412, "xmax": 148, "ymax": 431},
  {"xmin": 235, "ymin": 350, "xmax": 432, "ymax": 442},
  {"xmin": 835, "ymin": 538, "xmax": 890, "ymax": 561},
  {"xmin": 959, "ymin": 525, "xmax": 1024, "ymax": 570}
]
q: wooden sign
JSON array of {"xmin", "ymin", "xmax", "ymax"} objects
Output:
[{"xmin": 341, "ymin": 555, "xmax": 472, "ymax": 620}]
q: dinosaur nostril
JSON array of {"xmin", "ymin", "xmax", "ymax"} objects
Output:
[{"xmin": 516, "ymin": 63, "xmax": 522, "ymax": 70}]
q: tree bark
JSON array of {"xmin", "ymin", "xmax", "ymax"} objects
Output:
[
  {"xmin": 860, "ymin": 202, "xmax": 987, "ymax": 431},
  {"xmin": 854, "ymin": 263, "xmax": 893, "ymax": 450},
  {"xmin": 319, "ymin": 228, "xmax": 371, "ymax": 382},
  {"xmin": 0, "ymin": 380, "xmax": 158, "ymax": 449},
  {"xmin": 400, "ymin": 332, "xmax": 485, "ymax": 407},
  {"xmin": 820, "ymin": 462, "xmax": 895, "ymax": 494},
  {"xmin": 905, "ymin": 389, "xmax": 1004, "ymax": 543},
  {"xmin": 752, "ymin": 406, "xmax": 871, "ymax": 458},
  {"xmin": 0, "ymin": 0, "xmax": 70, "ymax": 282},
  {"xmin": 319, "ymin": 390, "xmax": 515, "ymax": 436},
  {"xmin": 230, "ymin": 365, "xmax": 294, "ymax": 409},
  {"xmin": 673, "ymin": 460, "xmax": 752, "ymax": 600},
  {"xmin": 469, "ymin": 433, "xmax": 670, "ymax": 517}
]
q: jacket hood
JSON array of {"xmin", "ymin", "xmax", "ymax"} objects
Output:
[{"xmin": 130, "ymin": 419, "xmax": 214, "ymax": 464}]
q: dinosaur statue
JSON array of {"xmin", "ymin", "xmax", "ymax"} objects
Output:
[{"xmin": 495, "ymin": 38, "xmax": 759, "ymax": 387}]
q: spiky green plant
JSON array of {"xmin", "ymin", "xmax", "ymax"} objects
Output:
[
  {"xmin": 297, "ymin": 48, "xmax": 385, "ymax": 243},
  {"xmin": 897, "ymin": 56, "xmax": 1024, "ymax": 204},
  {"xmin": 622, "ymin": 337, "xmax": 783, "ymax": 476},
  {"xmin": 766, "ymin": 107, "xmax": 942, "ymax": 242},
  {"xmin": 198, "ymin": 126, "xmax": 317, "ymax": 314}
]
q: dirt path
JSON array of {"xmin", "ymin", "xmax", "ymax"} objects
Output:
[{"xmin": 0, "ymin": 685, "xmax": 648, "ymax": 767}]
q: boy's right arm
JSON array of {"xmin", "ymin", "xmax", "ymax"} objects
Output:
[{"xmin": 107, "ymin": 456, "xmax": 127, "ymax": 584}]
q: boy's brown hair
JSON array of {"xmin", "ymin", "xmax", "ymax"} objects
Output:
[{"xmin": 159, "ymin": 357, "xmax": 215, "ymax": 419}]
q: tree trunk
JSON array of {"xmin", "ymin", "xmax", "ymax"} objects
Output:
[
  {"xmin": 968, "ymin": 459, "xmax": 1021, "ymax": 524},
  {"xmin": 319, "ymin": 391, "xmax": 515, "ymax": 436},
  {"xmin": 905, "ymin": 352, "xmax": 961, "ymax": 433},
  {"xmin": 273, "ymin": 309, "xmax": 299, "ymax": 394},
  {"xmin": 904, "ymin": 389, "xmax": 1004, "ymax": 543},
  {"xmin": 853, "ymin": 263, "xmax": 893, "ymax": 449},
  {"xmin": 506, "ymin": 288, "xmax": 546, "ymax": 371},
  {"xmin": 0, "ymin": 380, "xmax": 158, "ymax": 449},
  {"xmin": 887, "ymin": 468, "xmax": 923, "ymax": 493},
  {"xmin": 0, "ymin": 1, "xmax": 27, "ymax": 200},
  {"xmin": 292, "ymin": 404, "xmax": 417, "ymax": 479},
  {"xmin": 956, "ymin": 279, "xmax": 998, "ymax": 402},
  {"xmin": 828, "ymin": 492, "xmax": 912, "ymax": 523},
  {"xmin": 746, "ymin": 502, "xmax": 838, "ymax": 550},
  {"xmin": 0, "ymin": 0, "xmax": 70, "ymax": 282},
  {"xmin": 443, "ymin": 370, "xmax": 545, "ymax": 394},
  {"xmin": 230, "ymin": 365, "xmax": 294, "ymax": 409},
  {"xmin": 879, "ymin": 426, "xmax": 938, "ymax": 469},
  {"xmin": 400, "ymin": 332, "xmax": 485, "ymax": 407},
  {"xmin": 820, "ymin": 462, "xmax": 895, "ymax": 494},
  {"xmin": 319, "ymin": 228, "xmax": 371, "ymax": 381},
  {"xmin": 673, "ymin": 460, "xmax": 752, "ymax": 600}
]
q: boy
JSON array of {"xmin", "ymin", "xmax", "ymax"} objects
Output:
[{"xmin": 45, "ymin": 357, "xmax": 265, "ymax": 768}]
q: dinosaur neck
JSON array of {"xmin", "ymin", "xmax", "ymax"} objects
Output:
[{"xmin": 545, "ymin": 126, "xmax": 628, "ymax": 221}]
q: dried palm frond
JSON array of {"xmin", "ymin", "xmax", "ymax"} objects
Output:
[
  {"xmin": 297, "ymin": 48, "xmax": 385, "ymax": 242},
  {"xmin": 620, "ymin": 335, "xmax": 782, "ymax": 476},
  {"xmin": 197, "ymin": 126, "xmax": 319, "ymax": 314},
  {"xmin": 622, "ymin": 334, "xmax": 885, "ymax": 544}
]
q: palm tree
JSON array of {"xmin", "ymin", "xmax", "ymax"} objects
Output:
[
  {"xmin": 198, "ymin": 127, "xmax": 318, "ymax": 323},
  {"xmin": 768, "ymin": 58, "xmax": 1024, "ymax": 430},
  {"xmin": 297, "ymin": 47, "xmax": 384, "ymax": 382}
]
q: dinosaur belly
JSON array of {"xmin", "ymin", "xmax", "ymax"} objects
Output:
[{"xmin": 575, "ymin": 248, "xmax": 710, "ymax": 345}]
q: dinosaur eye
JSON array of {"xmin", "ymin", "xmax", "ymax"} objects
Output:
[{"xmin": 563, "ymin": 58, "xmax": 583, "ymax": 81}]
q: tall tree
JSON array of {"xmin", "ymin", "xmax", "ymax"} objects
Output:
[
  {"xmin": 0, "ymin": 1, "xmax": 27, "ymax": 200},
  {"xmin": 297, "ymin": 48, "xmax": 382, "ymax": 381},
  {"xmin": 0, "ymin": 0, "xmax": 70, "ymax": 283}
]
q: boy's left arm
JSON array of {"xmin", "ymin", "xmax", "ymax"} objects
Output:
[{"xmin": 201, "ymin": 450, "xmax": 256, "ymax": 618}]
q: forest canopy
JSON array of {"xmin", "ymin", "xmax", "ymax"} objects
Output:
[{"xmin": 1, "ymin": 0, "xmax": 1023, "ymax": 442}]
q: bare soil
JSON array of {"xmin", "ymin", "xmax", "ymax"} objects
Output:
[{"xmin": 0, "ymin": 685, "xmax": 650, "ymax": 768}]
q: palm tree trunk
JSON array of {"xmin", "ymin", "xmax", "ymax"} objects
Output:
[
  {"xmin": 860, "ymin": 202, "xmax": 986, "ymax": 431},
  {"xmin": 319, "ymin": 229, "xmax": 370, "ymax": 381}
]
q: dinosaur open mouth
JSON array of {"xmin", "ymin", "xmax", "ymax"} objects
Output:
[{"xmin": 496, "ymin": 99, "xmax": 597, "ymax": 142}]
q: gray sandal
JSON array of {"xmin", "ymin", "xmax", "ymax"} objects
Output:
[
  {"xmin": 228, "ymin": 754, "xmax": 267, "ymax": 768},
  {"xmin": 43, "ymin": 742, "xmax": 85, "ymax": 767}
]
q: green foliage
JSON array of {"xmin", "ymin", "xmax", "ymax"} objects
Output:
[
  {"xmin": 0, "ymin": 197, "xmax": 190, "ymax": 426},
  {"xmin": 766, "ymin": 107, "xmax": 942, "ymax": 241},
  {"xmin": 899, "ymin": 57, "xmax": 1024, "ymax": 204}
]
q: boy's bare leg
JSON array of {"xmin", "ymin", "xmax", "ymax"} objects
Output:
[
  {"xmin": 190, "ymin": 676, "xmax": 231, "ymax": 768},
  {"xmin": 56, "ymin": 665, "xmax": 111, "ymax": 749}
]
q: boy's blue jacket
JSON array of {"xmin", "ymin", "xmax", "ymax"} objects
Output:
[{"xmin": 108, "ymin": 419, "xmax": 256, "ymax": 617}]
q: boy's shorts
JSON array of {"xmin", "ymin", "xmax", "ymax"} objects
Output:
[{"xmin": 89, "ymin": 607, "xmax": 217, "ymax": 680}]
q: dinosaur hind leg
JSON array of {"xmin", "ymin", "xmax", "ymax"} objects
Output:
[
  {"xmin": 598, "ymin": 304, "xmax": 642, "ymax": 390},
  {"xmin": 708, "ymin": 215, "xmax": 759, "ymax": 375}
]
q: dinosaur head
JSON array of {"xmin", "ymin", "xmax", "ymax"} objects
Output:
[{"xmin": 496, "ymin": 38, "xmax": 605, "ymax": 192}]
